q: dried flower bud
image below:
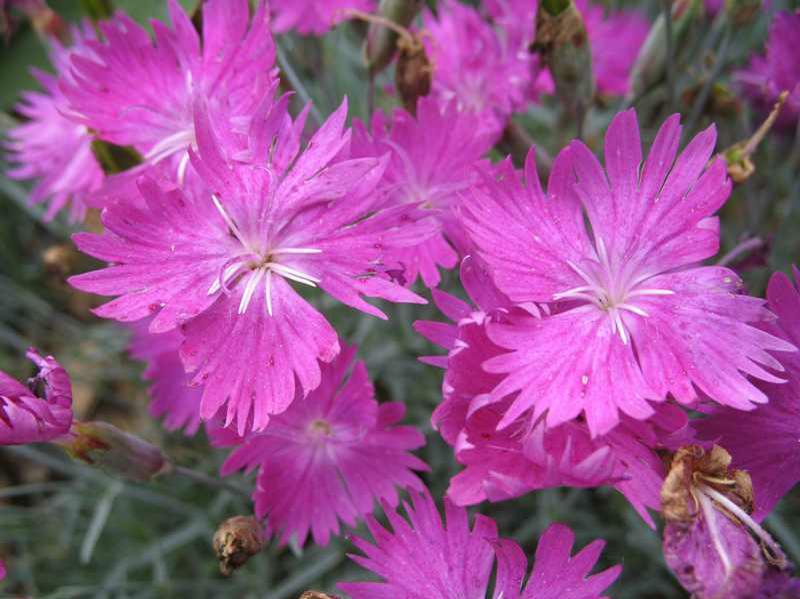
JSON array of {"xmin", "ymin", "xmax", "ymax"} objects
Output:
[
  {"xmin": 363, "ymin": 0, "xmax": 423, "ymax": 76},
  {"xmin": 298, "ymin": 592, "xmax": 339, "ymax": 599},
  {"xmin": 628, "ymin": 0, "xmax": 700, "ymax": 101},
  {"xmin": 661, "ymin": 445, "xmax": 793, "ymax": 599},
  {"xmin": 59, "ymin": 421, "xmax": 170, "ymax": 482},
  {"xmin": 3, "ymin": 0, "xmax": 67, "ymax": 42},
  {"xmin": 396, "ymin": 33, "xmax": 431, "ymax": 115},
  {"xmin": 718, "ymin": 91, "xmax": 788, "ymax": 183},
  {"xmin": 213, "ymin": 516, "xmax": 265, "ymax": 576},
  {"xmin": 532, "ymin": 0, "xmax": 593, "ymax": 124}
]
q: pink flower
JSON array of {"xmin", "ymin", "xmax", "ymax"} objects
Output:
[
  {"xmin": 70, "ymin": 96, "xmax": 433, "ymax": 435},
  {"xmin": 462, "ymin": 109, "xmax": 795, "ymax": 437},
  {"xmin": 736, "ymin": 10, "xmax": 800, "ymax": 125},
  {"xmin": 0, "ymin": 349, "xmax": 73, "ymax": 445},
  {"xmin": 338, "ymin": 489, "xmax": 621, "ymax": 598},
  {"xmin": 575, "ymin": 0, "xmax": 649, "ymax": 97},
  {"xmin": 423, "ymin": 0, "xmax": 533, "ymax": 141},
  {"xmin": 695, "ymin": 268, "xmax": 800, "ymax": 521},
  {"xmin": 128, "ymin": 318, "xmax": 202, "ymax": 435},
  {"xmin": 63, "ymin": 0, "xmax": 276, "ymax": 182},
  {"xmin": 213, "ymin": 345, "xmax": 427, "ymax": 547},
  {"xmin": 416, "ymin": 257, "xmax": 688, "ymax": 526},
  {"xmin": 270, "ymin": 0, "xmax": 374, "ymax": 35},
  {"xmin": 351, "ymin": 98, "xmax": 490, "ymax": 288},
  {"xmin": 4, "ymin": 23, "xmax": 103, "ymax": 222}
]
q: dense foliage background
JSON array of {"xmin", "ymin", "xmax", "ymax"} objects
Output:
[{"xmin": 0, "ymin": 0, "xmax": 799, "ymax": 597}]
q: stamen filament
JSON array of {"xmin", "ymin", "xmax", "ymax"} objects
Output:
[
  {"xmin": 268, "ymin": 263, "xmax": 321, "ymax": 285},
  {"xmin": 239, "ymin": 268, "xmax": 264, "ymax": 314},
  {"xmin": 265, "ymin": 270, "xmax": 273, "ymax": 317},
  {"xmin": 698, "ymin": 491, "xmax": 733, "ymax": 576},
  {"xmin": 269, "ymin": 247, "xmax": 323, "ymax": 255}
]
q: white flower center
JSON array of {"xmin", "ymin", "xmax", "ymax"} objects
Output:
[
  {"xmin": 207, "ymin": 194, "xmax": 322, "ymax": 316},
  {"xmin": 552, "ymin": 237, "xmax": 674, "ymax": 344}
]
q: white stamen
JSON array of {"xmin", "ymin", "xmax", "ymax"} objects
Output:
[
  {"xmin": 699, "ymin": 485, "xmax": 785, "ymax": 565},
  {"xmin": 565, "ymin": 260, "xmax": 597, "ymax": 288},
  {"xmin": 269, "ymin": 247, "xmax": 323, "ymax": 255},
  {"xmin": 698, "ymin": 491, "xmax": 733, "ymax": 577},
  {"xmin": 239, "ymin": 268, "xmax": 265, "ymax": 314},
  {"xmin": 265, "ymin": 270, "xmax": 273, "ymax": 317},
  {"xmin": 618, "ymin": 303, "xmax": 649, "ymax": 317},
  {"xmin": 268, "ymin": 263, "xmax": 320, "ymax": 286},
  {"xmin": 177, "ymin": 151, "xmax": 190, "ymax": 186},
  {"xmin": 208, "ymin": 261, "xmax": 247, "ymax": 295},
  {"xmin": 552, "ymin": 285, "xmax": 593, "ymax": 301},
  {"xmin": 144, "ymin": 128, "xmax": 195, "ymax": 164},
  {"xmin": 212, "ymin": 194, "xmax": 251, "ymax": 251},
  {"xmin": 627, "ymin": 288, "xmax": 675, "ymax": 298},
  {"xmin": 612, "ymin": 310, "xmax": 629, "ymax": 345}
]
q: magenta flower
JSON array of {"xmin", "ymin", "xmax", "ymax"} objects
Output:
[
  {"xmin": 462, "ymin": 110, "xmax": 794, "ymax": 437},
  {"xmin": 339, "ymin": 489, "xmax": 621, "ymax": 598},
  {"xmin": 4, "ymin": 23, "xmax": 103, "ymax": 222},
  {"xmin": 63, "ymin": 0, "xmax": 276, "ymax": 182},
  {"xmin": 352, "ymin": 98, "xmax": 490, "ymax": 287},
  {"xmin": 737, "ymin": 10, "xmax": 800, "ymax": 125},
  {"xmin": 423, "ymin": 0, "xmax": 533, "ymax": 141},
  {"xmin": 70, "ymin": 96, "xmax": 433, "ymax": 434},
  {"xmin": 0, "ymin": 349, "xmax": 73, "ymax": 445},
  {"xmin": 128, "ymin": 318, "xmax": 202, "ymax": 435},
  {"xmin": 213, "ymin": 345, "xmax": 427, "ymax": 547},
  {"xmin": 575, "ymin": 0, "xmax": 649, "ymax": 97},
  {"xmin": 695, "ymin": 268, "xmax": 800, "ymax": 520},
  {"xmin": 416, "ymin": 257, "xmax": 688, "ymax": 525},
  {"xmin": 270, "ymin": 0, "xmax": 374, "ymax": 35}
]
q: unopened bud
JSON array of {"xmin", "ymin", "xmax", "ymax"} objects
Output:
[
  {"xmin": 533, "ymin": 0, "xmax": 593, "ymax": 123},
  {"xmin": 396, "ymin": 33, "xmax": 431, "ymax": 115},
  {"xmin": 213, "ymin": 515, "xmax": 265, "ymax": 576},
  {"xmin": 628, "ymin": 0, "xmax": 700, "ymax": 101},
  {"xmin": 363, "ymin": 0, "xmax": 423, "ymax": 76},
  {"xmin": 719, "ymin": 91, "xmax": 788, "ymax": 183},
  {"xmin": 60, "ymin": 421, "xmax": 170, "ymax": 482}
]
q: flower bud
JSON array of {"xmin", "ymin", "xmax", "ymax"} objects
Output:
[
  {"xmin": 628, "ymin": 0, "xmax": 700, "ymax": 101},
  {"xmin": 396, "ymin": 33, "xmax": 431, "ymax": 115},
  {"xmin": 2, "ymin": 0, "xmax": 67, "ymax": 42},
  {"xmin": 213, "ymin": 515, "xmax": 265, "ymax": 576},
  {"xmin": 60, "ymin": 421, "xmax": 170, "ymax": 482},
  {"xmin": 533, "ymin": 0, "xmax": 593, "ymax": 124},
  {"xmin": 299, "ymin": 593, "xmax": 339, "ymax": 599},
  {"xmin": 363, "ymin": 0, "xmax": 423, "ymax": 76}
]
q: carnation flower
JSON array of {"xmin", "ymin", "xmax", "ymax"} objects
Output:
[
  {"xmin": 695, "ymin": 268, "xmax": 800, "ymax": 520},
  {"xmin": 128, "ymin": 318, "xmax": 202, "ymax": 435},
  {"xmin": 351, "ymin": 98, "xmax": 490, "ymax": 288},
  {"xmin": 462, "ymin": 109, "xmax": 795, "ymax": 437},
  {"xmin": 736, "ymin": 10, "xmax": 800, "ymax": 124},
  {"xmin": 270, "ymin": 0, "xmax": 374, "ymax": 35},
  {"xmin": 213, "ymin": 345, "xmax": 427, "ymax": 547},
  {"xmin": 0, "ymin": 349, "xmax": 73, "ymax": 445},
  {"xmin": 575, "ymin": 0, "xmax": 649, "ymax": 97},
  {"xmin": 423, "ymin": 0, "xmax": 533, "ymax": 141},
  {"xmin": 338, "ymin": 489, "xmax": 621, "ymax": 598},
  {"xmin": 4, "ymin": 22, "xmax": 103, "ymax": 222},
  {"xmin": 70, "ymin": 96, "xmax": 434, "ymax": 434},
  {"xmin": 415, "ymin": 256, "xmax": 689, "ymax": 525},
  {"xmin": 63, "ymin": 0, "xmax": 276, "ymax": 183}
]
